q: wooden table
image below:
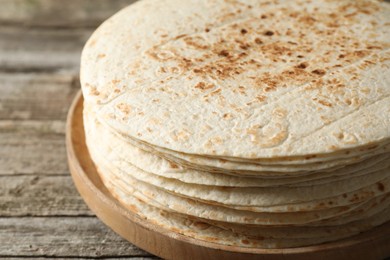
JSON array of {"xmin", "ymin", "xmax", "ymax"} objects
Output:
[{"xmin": 0, "ymin": 1, "xmax": 157, "ymax": 258}]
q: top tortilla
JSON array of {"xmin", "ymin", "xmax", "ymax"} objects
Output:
[{"xmin": 81, "ymin": 0, "xmax": 390, "ymax": 159}]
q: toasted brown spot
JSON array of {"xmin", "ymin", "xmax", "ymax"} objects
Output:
[
  {"xmin": 195, "ymin": 82, "xmax": 206, "ymax": 89},
  {"xmin": 367, "ymin": 45, "xmax": 382, "ymax": 50},
  {"xmin": 313, "ymin": 98, "xmax": 333, "ymax": 107},
  {"xmin": 256, "ymin": 95, "xmax": 266, "ymax": 102},
  {"xmin": 218, "ymin": 50, "xmax": 230, "ymax": 57},
  {"xmin": 296, "ymin": 62, "xmax": 308, "ymax": 69},
  {"xmin": 87, "ymin": 85, "xmax": 100, "ymax": 96},
  {"xmin": 195, "ymin": 82, "xmax": 214, "ymax": 90},
  {"xmin": 208, "ymin": 88, "xmax": 220, "ymax": 96},
  {"xmin": 222, "ymin": 113, "xmax": 233, "ymax": 120},
  {"xmin": 241, "ymin": 28, "xmax": 248, "ymax": 34},
  {"xmin": 311, "ymin": 69, "xmax": 326, "ymax": 76},
  {"xmin": 158, "ymin": 67, "xmax": 167, "ymax": 73},
  {"xmin": 354, "ymin": 50, "xmax": 370, "ymax": 57},
  {"xmin": 111, "ymin": 79, "xmax": 121, "ymax": 84},
  {"xmin": 264, "ymin": 30, "xmax": 274, "ymax": 36},
  {"xmin": 169, "ymin": 161, "xmax": 179, "ymax": 169},
  {"xmin": 174, "ymin": 34, "xmax": 188, "ymax": 40},
  {"xmin": 299, "ymin": 15, "xmax": 316, "ymax": 26},
  {"xmin": 261, "ymin": 14, "xmax": 267, "ymax": 19},
  {"xmin": 239, "ymin": 43, "xmax": 250, "ymax": 50},
  {"xmin": 116, "ymin": 103, "xmax": 132, "ymax": 114},
  {"xmin": 205, "ymin": 28, "xmax": 210, "ymax": 32},
  {"xmin": 254, "ymin": 38, "xmax": 263, "ymax": 44},
  {"xmin": 183, "ymin": 36, "xmax": 208, "ymax": 50}
]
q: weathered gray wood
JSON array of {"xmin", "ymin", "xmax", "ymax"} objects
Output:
[
  {"xmin": 0, "ymin": 0, "xmax": 135, "ymax": 28},
  {"xmin": 0, "ymin": 120, "xmax": 65, "ymax": 134},
  {"xmin": 0, "ymin": 1, "xmax": 137, "ymax": 71},
  {"xmin": 0, "ymin": 120, "xmax": 68, "ymax": 175},
  {"xmin": 0, "ymin": 175, "xmax": 91, "ymax": 216},
  {"xmin": 0, "ymin": 27, "xmax": 90, "ymax": 71},
  {"xmin": 0, "ymin": 72, "xmax": 79, "ymax": 120},
  {"xmin": 0, "ymin": 217, "xmax": 152, "ymax": 257},
  {"xmin": 0, "ymin": 1, "xmax": 158, "ymax": 257},
  {"xmin": 0, "ymin": 73, "xmax": 79, "ymax": 175}
]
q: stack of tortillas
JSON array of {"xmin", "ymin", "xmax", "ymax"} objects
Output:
[{"xmin": 80, "ymin": 0, "xmax": 390, "ymax": 248}]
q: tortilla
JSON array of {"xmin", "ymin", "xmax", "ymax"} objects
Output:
[
  {"xmin": 86, "ymin": 111, "xmax": 390, "ymax": 189},
  {"xmin": 80, "ymin": 0, "xmax": 390, "ymax": 249},
  {"xmin": 82, "ymin": 0, "xmax": 390, "ymax": 159}
]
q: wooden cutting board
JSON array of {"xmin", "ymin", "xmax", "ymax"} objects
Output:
[{"xmin": 66, "ymin": 91, "xmax": 390, "ymax": 260}]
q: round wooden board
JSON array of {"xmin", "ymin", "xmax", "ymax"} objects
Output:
[{"xmin": 66, "ymin": 91, "xmax": 390, "ymax": 260}]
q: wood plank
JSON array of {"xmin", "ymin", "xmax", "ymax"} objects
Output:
[
  {"xmin": 0, "ymin": 120, "xmax": 65, "ymax": 134},
  {"xmin": 0, "ymin": 0, "xmax": 136, "ymax": 28},
  {"xmin": 0, "ymin": 1, "xmax": 136, "ymax": 70},
  {"xmin": 0, "ymin": 175, "xmax": 91, "ymax": 216},
  {"xmin": 0, "ymin": 73, "xmax": 79, "ymax": 120},
  {"xmin": 0, "ymin": 27, "xmax": 90, "ymax": 71},
  {"xmin": 0, "ymin": 120, "xmax": 68, "ymax": 175},
  {"xmin": 0, "ymin": 217, "xmax": 153, "ymax": 257},
  {"xmin": 0, "ymin": 256, "xmax": 160, "ymax": 260}
]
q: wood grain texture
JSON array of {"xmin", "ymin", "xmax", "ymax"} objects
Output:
[
  {"xmin": 0, "ymin": 0, "xmax": 136, "ymax": 71},
  {"xmin": 0, "ymin": 120, "xmax": 68, "ymax": 175},
  {"xmin": 0, "ymin": 27, "xmax": 90, "ymax": 72},
  {"xmin": 0, "ymin": 72, "xmax": 79, "ymax": 120},
  {"xmin": 0, "ymin": 175, "xmax": 91, "ymax": 216},
  {"xmin": 0, "ymin": 73, "xmax": 79, "ymax": 174},
  {"xmin": 0, "ymin": 0, "xmax": 135, "ymax": 28},
  {"xmin": 0, "ymin": 217, "xmax": 150, "ymax": 257}
]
